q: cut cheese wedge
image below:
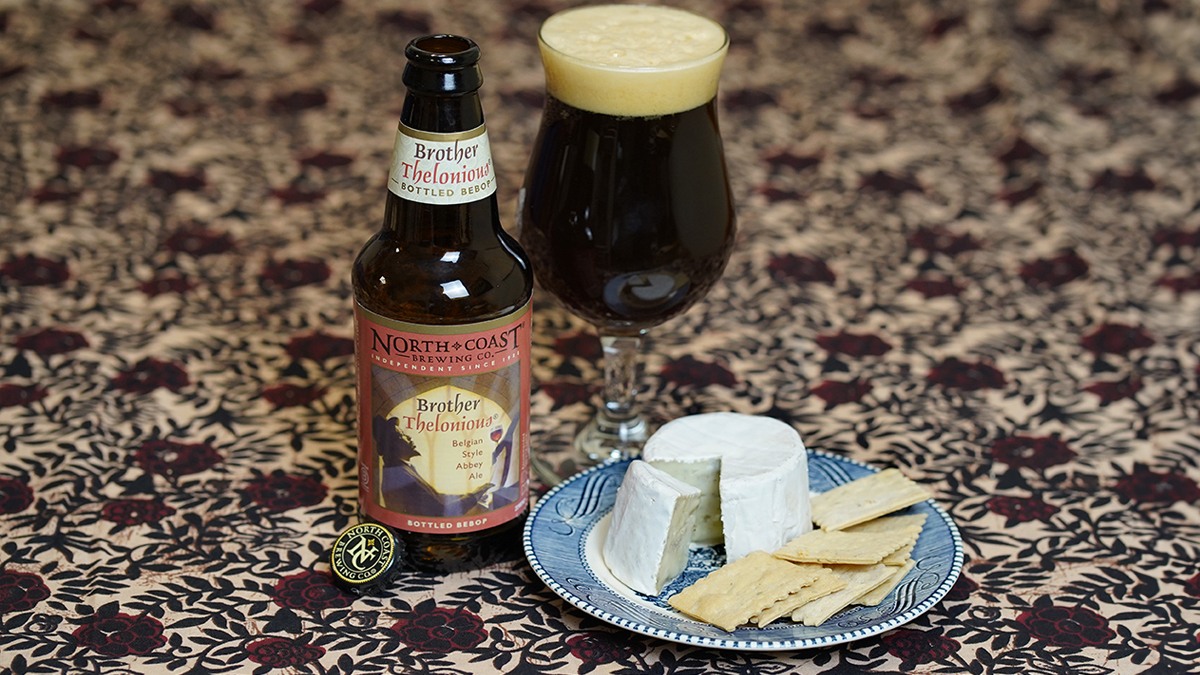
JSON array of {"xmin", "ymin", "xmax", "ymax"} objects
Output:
[
  {"xmin": 643, "ymin": 412, "xmax": 811, "ymax": 561},
  {"xmin": 602, "ymin": 460, "xmax": 701, "ymax": 596}
]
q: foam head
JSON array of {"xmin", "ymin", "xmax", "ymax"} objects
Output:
[{"xmin": 538, "ymin": 4, "xmax": 729, "ymax": 117}]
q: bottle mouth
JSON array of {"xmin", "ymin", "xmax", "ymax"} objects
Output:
[{"xmin": 406, "ymin": 35, "xmax": 481, "ymax": 69}]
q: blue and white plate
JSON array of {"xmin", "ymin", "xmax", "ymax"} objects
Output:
[{"xmin": 523, "ymin": 452, "xmax": 964, "ymax": 651}]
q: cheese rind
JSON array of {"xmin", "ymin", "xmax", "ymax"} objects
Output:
[
  {"xmin": 643, "ymin": 413, "xmax": 811, "ymax": 562},
  {"xmin": 602, "ymin": 460, "xmax": 701, "ymax": 596},
  {"xmin": 642, "ymin": 457, "xmax": 722, "ymax": 544}
]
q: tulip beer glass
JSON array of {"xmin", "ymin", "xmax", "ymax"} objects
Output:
[{"xmin": 518, "ymin": 5, "xmax": 736, "ymax": 482}]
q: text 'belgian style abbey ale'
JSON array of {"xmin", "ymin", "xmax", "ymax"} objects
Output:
[{"xmin": 350, "ymin": 35, "xmax": 533, "ymax": 574}]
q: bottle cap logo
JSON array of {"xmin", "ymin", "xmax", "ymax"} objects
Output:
[{"xmin": 330, "ymin": 523, "xmax": 400, "ymax": 591}]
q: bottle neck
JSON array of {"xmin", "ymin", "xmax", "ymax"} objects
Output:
[
  {"xmin": 381, "ymin": 195, "xmax": 501, "ymax": 247},
  {"xmin": 383, "ymin": 89, "xmax": 501, "ymax": 247},
  {"xmin": 402, "ymin": 90, "xmax": 483, "ymax": 132}
]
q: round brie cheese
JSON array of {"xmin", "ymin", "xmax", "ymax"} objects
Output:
[{"xmin": 642, "ymin": 412, "xmax": 812, "ymax": 561}]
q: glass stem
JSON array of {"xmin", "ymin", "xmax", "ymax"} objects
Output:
[{"xmin": 596, "ymin": 330, "xmax": 648, "ymax": 443}]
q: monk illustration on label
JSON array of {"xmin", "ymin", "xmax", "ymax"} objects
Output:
[{"xmin": 373, "ymin": 413, "xmax": 520, "ymax": 517}]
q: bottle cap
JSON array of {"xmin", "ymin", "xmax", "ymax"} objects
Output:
[{"xmin": 329, "ymin": 522, "xmax": 404, "ymax": 595}]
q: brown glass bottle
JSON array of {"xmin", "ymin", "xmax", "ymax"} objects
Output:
[{"xmin": 351, "ymin": 35, "xmax": 533, "ymax": 574}]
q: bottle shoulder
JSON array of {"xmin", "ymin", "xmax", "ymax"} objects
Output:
[{"xmin": 352, "ymin": 230, "xmax": 532, "ymax": 325}]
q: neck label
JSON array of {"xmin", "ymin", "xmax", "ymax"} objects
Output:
[{"xmin": 388, "ymin": 123, "xmax": 497, "ymax": 205}]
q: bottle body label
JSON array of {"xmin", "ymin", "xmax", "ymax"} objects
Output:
[
  {"xmin": 355, "ymin": 303, "xmax": 531, "ymax": 534},
  {"xmin": 388, "ymin": 123, "xmax": 497, "ymax": 205}
]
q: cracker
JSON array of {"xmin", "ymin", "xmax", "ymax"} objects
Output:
[
  {"xmin": 774, "ymin": 528, "xmax": 915, "ymax": 565},
  {"xmin": 844, "ymin": 513, "xmax": 925, "ymax": 565},
  {"xmin": 668, "ymin": 551, "xmax": 819, "ymax": 632},
  {"xmin": 883, "ymin": 539, "xmax": 917, "ymax": 566},
  {"xmin": 845, "ymin": 513, "xmax": 928, "ymax": 535},
  {"xmin": 752, "ymin": 566, "xmax": 846, "ymax": 627},
  {"xmin": 790, "ymin": 564, "xmax": 896, "ymax": 626},
  {"xmin": 856, "ymin": 559, "xmax": 916, "ymax": 607},
  {"xmin": 810, "ymin": 468, "xmax": 931, "ymax": 531}
]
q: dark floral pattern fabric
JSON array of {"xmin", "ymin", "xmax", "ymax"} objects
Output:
[{"xmin": 2, "ymin": 0, "xmax": 1199, "ymax": 673}]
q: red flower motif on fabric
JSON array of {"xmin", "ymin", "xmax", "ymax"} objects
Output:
[
  {"xmin": 987, "ymin": 495, "xmax": 1058, "ymax": 524},
  {"xmin": 816, "ymin": 331, "xmax": 891, "ymax": 357},
  {"xmin": 1020, "ymin": 250, "xmax": 1089, "ymax": 288},
  {"xmin": 1183, "ymin": 573, "xmax": 1200, "ymax": 598},
  {"xmin": 299, "ymin": 150, "xmax": 353, "ymax": 169},
  {"xmin": 183, "ymin": 62, "xmax": 243, "ymax": 82},
  {"xmin": 764, "ymin": 150, "xmax": 821, "ymax": 172},
  {"xmin": 860, "ymin": 170, "xmax": 923, "ymax": 194},
  {"xmin": 39, "ymin": 88, "xmax": 101, "ymax": 109},
  {"xmin": 262, "ymin": 259, "xmax": 331, "ymax": 289},
  {"xmin": 1, "ymin": 254, "xmax": 70, "ymax": 286},
  {"xmin": 724, "ymin": 87, "xmax": 777, "ymax": 110},
  {"xmin": 1090, "ymin": 168, "xmax": 1155, "ymax": 193},
  {"xmin": 538, "ymin": 382, "xmax": 593, "ymax": 410},
  {"xmin": 0, "ymin": 569, "xmax": 51, "ymax": 613},
  {"xmin": 140, "ymin": 273, "xmax": 195, "ymax": 297},
  {"xmin": 112, "ymin": 358, "xmax": 189, "ymax": 394},
  {"xmin": 134, "ymin": 439, "xmax": 222, "ymax": 477},
  {"xmin": 1016, "ymin": 604, "xmax": 1116, "ymax": 648},
  {"xmin": 1151, "ymin": 226, "xmax": 1200, "ymax": 249},
  {"xmin": 72, "ymin": 612, "xmax": 167, "ymax": 657},
  {"xmin": 170, "ymin": 4, "xmax": 215, "ymax": 30},
  {"xmin": 272, "ymin": 571, "xmax": 352, "ymax": 612},
  {"xmin": 286, "ymin": 332, "xmax": 354, "ymax": 362},
  {"xmin": 246, "ymin": 636, "xmax": 325, "ymax": 669},
  {"xmin": 946, "ymin": 81, "xmax": 1003, "ymax": 114},
  {"xmin": 31, "ymin": 178, "xmax": 77, "ymax": 204},
  {"xmin": 1156, "ymin": 272, "xmax": 1200, "ymax": 294},
  {"xmin": 768, "ymin": 254, "xmax": 835, "ymax": 284},
  {"xmin": 167, "ymin": 96, "xmax": 207, "ymax": 117},
  {"xmin": 1112, "ymin": 465, "xmax": 1200, "ymax": 504},
  {"xmin": 244, "ymin": 472, "xmax": 327, "ymax": 512},
  {"xmin": 269, "ymin": 89, "xmax": 329, "ymax": 113},
  {"xmin": 880, "ymin": 628, "xmax": 960, "ymax": 665},
  {"xmin": 927, "ymin": 357, "xmax": 1006, "ymax": 391},
  {"xmin": 148, "ymin": 168, "xmax": 206, "ymax": 194},
  {"xmin": 0, "ymin": 384, "xmax": 48, "ymax": 409},
  {"xmin": 554, "ymin": 332, "xmax": 602, "ymax": 361},
  {"xmin": 1084, "ymin": 377, "xmax": 1142, "ymax": 404},
  {"xmin": 55, "ymin": 145, "xmax": 119, "ymax": 170},
  {"xmin": 0, "ymin": 477, "xmax": 34, "ymax": 514},
  {"xmin": 906, "ymin": 276, "xmax": 964, "ymax": 298},
  {"xmin": 164, "ymin": 226, "xmax": 234, "ymax": 257},
  {"xmin": 998, "ymin": 181, "xmax": 1042, "ymax": 206},
  {"xmin": 812, "ymin": 379, "xmax": 872, "ymax": 407},
  {"xmin": 1080, "ymin": 323, "xmax": 1154, "ymax": 356},
  {"xmin": 990, "ymin": 436, "xmax": 1076, "ymax": 470},
  {"xmin": 660, "ymin": 356, "xmax": 737, "ymax": 388},
  {"xmin": 272, "ymin": 185, "xmax": 326, "ymax": 204},
  {"xmin": 566, "ymin": 631, "xmax": 633, "ymax": 665},
  {"xmin": 907, "ymin": 226, "xmax": 981, "ymax": 255},
  {"xmin": 101, "ymin": 498, "xmax": 176, "ymax": 526},
  {"xmin": 389, "ymin": 606, "xmax": 487, "ymax": 652},
  {"xmin": 379, "ymin": 9, "xmax": 432, "ymax": 35},
  {"xmin": 996, "ymin": 135, "xmax": 1046, "ymax": 165},
  {"xmin": 14, "ymin": 328, "xmax": 89, "ymax": 357},
  {"xmin": 262, "ymin": 383, "xmax": 326, "ymax": 408}
]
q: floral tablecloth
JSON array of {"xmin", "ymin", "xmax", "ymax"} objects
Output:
[{"xmin": 2, "ymin": 0, "xmax": 1199, "ymax": 673}]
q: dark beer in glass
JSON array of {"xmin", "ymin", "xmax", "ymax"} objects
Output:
[{"xmin": 518, "ymin": 5, "xmax": 735, "ymax": 482}]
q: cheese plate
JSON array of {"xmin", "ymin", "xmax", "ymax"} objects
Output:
[{"xmin": 523, "ymin": 451, "xmax": 964, "ymax": 651}]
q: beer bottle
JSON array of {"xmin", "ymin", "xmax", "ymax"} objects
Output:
[{"xmin": 348, "ymin": 35, "xmax": 533, "ymax": 575}]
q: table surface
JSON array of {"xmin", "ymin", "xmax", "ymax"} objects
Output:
[{"xmin": 2, "ymin": 0, "xmax": 1199, "ymax": 673}]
